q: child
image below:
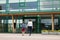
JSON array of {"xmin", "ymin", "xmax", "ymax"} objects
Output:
[{"xmin": 22, "ymin": 22, "xmax": 26, "ymax": 36}]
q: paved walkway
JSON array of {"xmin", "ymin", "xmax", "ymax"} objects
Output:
[{"xmin": 0, "ymin": 33, "xmax": 60, "ymax": 40}]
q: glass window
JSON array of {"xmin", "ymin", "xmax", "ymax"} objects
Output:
[
  {"xmin": 0, "ymin": 4, "xmax": 6, "ymax": 10},
  {"xmin": 0, "ymin": 0, "xmax": 6, "ymax": 12},
  {"xmin": 0, "ymin": 4, "xmax": 6, "ymax": 12},
  {"xmin": 9, "ymin": 3, "xmax": 19, "ymax": 12},
  {"xmin": 40, "ymin": 0, "xmax": 60, "ymax": 11},
  {"xmin": 53, "ymin": 1, "xmax": 60, "ymax": 10},
  {"xmin": 40, "ymin": 2, "xmax": 52, "ymax": 5},
  {"xmin": 9, "ymin": 0, "xmax": 19, "ymax": 12},
  {"xmin": 41, "ymin": 19, "xmax": 52, "ymax": 25},
  {"xmin": 19, "ymin": 1, "xmax": 38, "ymax": 12},
  {"xmin": 8, "ymin": 20, "xmax": 12, "ymax": 23},
  {"xmin": 40, "ymin": 1, "xmax": 52, "ymax": 10},
  {"xmin": 1, "ymin": 20, "xmax": 3, "ymax": 23},
  {"xmin": 25, "ymin": 2, "xmax": 37, "ymax": 9},
  {"xmin": 20, "ymin": 19, "xmax": 23, "ymax": 23},
  {"xmin": 8, "ymin": 20, "xmax": 16, "ymax": 23},
  {"xmin": 26, "ymin": 0, "xmax": 37, "ymax": 2},
  {"xmin": 23, "ymin": 2, "xmax": 38, "ymax": 11},
  {"xmin": 9, "ymin": 0, "xmax": 19, "ymax": 3}
]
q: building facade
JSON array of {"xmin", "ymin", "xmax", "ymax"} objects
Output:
[{"xmin": 0, "ymin": 0, "xmax": 60, "ymax": 33}]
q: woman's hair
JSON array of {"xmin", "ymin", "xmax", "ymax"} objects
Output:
[{"xmin": 29, "ymin": 19, "xmax": 32, "ymax": 21}]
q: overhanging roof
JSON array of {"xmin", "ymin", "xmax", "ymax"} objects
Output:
[{"xmin": 0, "ymin": 12, "xmax": 60, "ymax": 16}]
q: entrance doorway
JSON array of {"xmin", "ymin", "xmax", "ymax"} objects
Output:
[{"xmin": 23, "ymin": 16, "xmax": 41, "ymax": 33}]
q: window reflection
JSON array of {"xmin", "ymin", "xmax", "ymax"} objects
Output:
[{"xmin": 40, "ymin": 0, "xmax": 60, "ymax": 11}]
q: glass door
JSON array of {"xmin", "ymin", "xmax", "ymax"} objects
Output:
[{"xmin": 23, "ymin": 16, "xmax": 41, "ymax": 33}]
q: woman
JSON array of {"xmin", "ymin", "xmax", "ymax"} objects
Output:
[{"xmin": 27, "ymin": 19, "xmax": 33, "ymax": 36}]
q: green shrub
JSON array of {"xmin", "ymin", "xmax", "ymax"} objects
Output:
[
  {"xmin": 42, "ymin": 30, "xmax": 48, "ymax": 32},
  {"xmin": 58, "ymin": 30, "xmax": 60, "ymax": 32}
]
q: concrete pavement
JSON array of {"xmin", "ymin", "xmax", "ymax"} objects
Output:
[{"xmin": 0, "ymin": 33, "xmax": 60, "ymax": 40}]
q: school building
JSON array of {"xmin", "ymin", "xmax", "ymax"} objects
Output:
[{"xmin": 0, "ymin": 0, "xmax": 60, "ymax": 33}]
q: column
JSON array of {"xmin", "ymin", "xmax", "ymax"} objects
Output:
[
  {"xmin": 58, "ymin": 16, "xmax": 60, "ymax": 30},
  {"xmin": 51, "ymin": 14, "xmax": 54, "ymax": 31},
  {"xmin": 37, "ymin": 0, "xmax": 40, "ymax": 12},
  {"xmin": 6, "ymin": 0, "xmax": 9, "ymax": 13},
  {"xmin": 5, "ymin": 16, "xmax": 8, "ymax": 32},
  {"xmin": 12, "ymin": 15, "xmax": 14, "ymax": 32},
  {"xmin": 37, "ymin": 15, "xmax": 41, "ymax": 33}
]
